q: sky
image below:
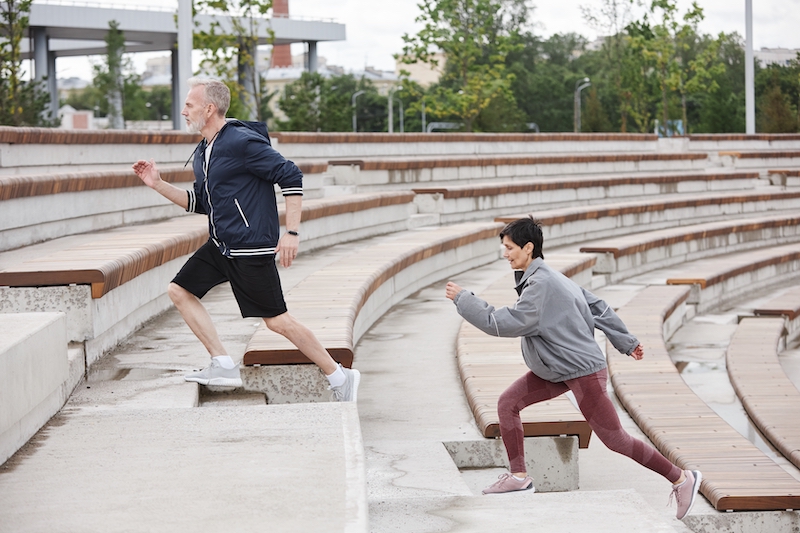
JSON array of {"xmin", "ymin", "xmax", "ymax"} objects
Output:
[{"xmin": 53, "ymin": 0, "xmax": 800, "ymax": 81}]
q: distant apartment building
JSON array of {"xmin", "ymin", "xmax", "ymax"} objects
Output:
[{"xmin": 755, "ymin": 47, "xmax": 800, "ymax": 67}]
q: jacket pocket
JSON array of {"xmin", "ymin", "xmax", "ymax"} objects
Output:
[{"xmin": 234, "ymin": 198, "xmax": 250, "ymax": 228}]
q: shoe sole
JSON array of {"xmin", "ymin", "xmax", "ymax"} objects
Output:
[
  {"xmin": 483, "ymin": 481, "xmax": 534, "ymax": 495},
  {"xmin": 678, "ymin": 470, "xmax": 703, "ymax": 520},
  {"xmin": 349, "ymin": 369, "xmax": 361, "ymax": 402},
  {"xmin": 184, "ymin": 376, "xmax": 242, "ymax": 388}
]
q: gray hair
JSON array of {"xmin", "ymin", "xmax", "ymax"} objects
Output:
[{"xmin": 187, "ymin": 77, "xmax": 230, "ymax": 117}]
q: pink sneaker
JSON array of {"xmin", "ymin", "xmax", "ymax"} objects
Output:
[
  {"xmin": 482, "ymin": 473, "xmax": 535, "ymax": 494},
  {"xmin": 669, "ymin": 469, "xmax": 703, "ymax": 519}
]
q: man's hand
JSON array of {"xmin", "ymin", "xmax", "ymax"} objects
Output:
[
  {"xmin": 132, "ymin": 159, "xmax": 162, "ymax": 189},
  {"xmin": 276, "ymin": 232, "xmax": 299, "ymax": 268},
  {"xmin": 630, "ymin": 344, "xmax": 644, "ymax": 360},
  {"xmin": 445, "ymin": 281, "xmax": 464, "ymax": 301}
]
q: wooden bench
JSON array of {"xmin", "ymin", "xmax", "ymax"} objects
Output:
[
  {"xmin": 578, "ymin": 213, "xmax": 800, "ymax": 284},
  {"xmin": 412, "ymin": 171, "xmax": 761, "ymax": 224},
  {"xmin": 0, "ymin": 191, "xmax": 418, "ymax": 366},
  {"xmin": 495, "ymin": 189, "xmax": 800, "ymax": 249},
  {"xmin": 0, "ymin": 162, "xmax": 333, "ymax": 251},
  {"xmin": 272, "ymin": 132, "xmax": 659, "ymax": 160},
  {"xmin": 241, "ymin": 222, "xmax": 504, "ymax": 403},
  {"xmin": 720, "ymin": 151, "xmax": 800, "ymax": 170},
  {"xmin": 328, "ymin": 153, "xmax": 708, "ymax": 192},
  {"xmin": 726, "ymin": 317, "xmax": 800, "ymax": 471},
  {"xmin": 754, "ymin": 286, "xmax": 800, "ymax": 343},
  {"xmin": 456, "ymin": 255, "xmax": 596, "ymax": 449},
  {"xmin": 664, "ymin": 242, "xmax": 800, "ymax": 314},
  {"xmin": 609, "ymin": 285, "xmax": 800, "ymax": 511}
]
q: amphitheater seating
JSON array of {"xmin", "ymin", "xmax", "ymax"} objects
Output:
[
  {"xmin": 412, "ymin": 171, "xmax": 761, "ymax": 224},
  {"xmin": 663, "ymin": 242, "xmax": 800, "ymax": 313},
  {"xmin": 578, "ymin": 213, "xmax": 800, "ymax": 284},
  {"xmin": 726, "ymin": 317, "xmax": 800, "ymax": 471},
  {"xmin": 720, "ymin": 150, "xmax": 800, "ymax": 170},
  {"xmin": 610, "ymin": 285, "xmax": 800, "ymax": 512},
  {"xmin": 244, "ymin": 221, "xmax": 505, "ymax": 368},
  {"xmin": 327, "ymin": 153, "xmax": 709, "ymax": 192},
  {"xmin": 456, "ymin": 255, "xmax": 596, "ymax": 448},
  {"xmin": 495, "ymin": 189, "xmax": 800, "ymax": 248}
]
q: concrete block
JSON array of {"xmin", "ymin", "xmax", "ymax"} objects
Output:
[
  {"xmin": 0, "ymin": 312, "xmax": 68, "ymax": 465},
  {"xmin": 443, "ymin": 436, "xmax": 579, "ymax": 492},
  {"xmin": 241, "ymin": 364, "xmax": 331, "ymax": 403}
]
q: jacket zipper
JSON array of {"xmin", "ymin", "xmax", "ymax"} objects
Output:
[{"xmin": 234, "ymin": 198, "xmax": 250, "ymax": 228}]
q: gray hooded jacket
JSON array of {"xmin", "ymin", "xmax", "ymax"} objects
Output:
[{"xmin": 453, "ymin": 258, "xmax": 639, "ymax": 382}]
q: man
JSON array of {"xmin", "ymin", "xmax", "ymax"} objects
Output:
[
  {"xmin": 445, "ymin": 216, "xmax": 701, "ymax": 520},
  {"xmin": 132, "ymin": 77, "xmax": 359, "ymax": 402}
]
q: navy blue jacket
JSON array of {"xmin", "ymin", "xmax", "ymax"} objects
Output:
[{"xmin": 186, "ymin": 120, "xmax": 303, "ymax": 257}]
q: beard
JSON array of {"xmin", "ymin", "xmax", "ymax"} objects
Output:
[{"xmin": 186, "ymin": 114, "xmax": 206, "ymax": 134}]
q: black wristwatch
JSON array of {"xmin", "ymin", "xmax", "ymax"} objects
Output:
[{"xmin": 287, "ymin": 230, "xmax": 299, "ymax": 236}]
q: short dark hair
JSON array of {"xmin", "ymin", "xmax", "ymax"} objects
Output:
[{"xmin": 499, "ymin": 216, "xmax": 544, "ymax": 259}]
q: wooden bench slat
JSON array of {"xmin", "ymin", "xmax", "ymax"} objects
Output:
[{"xmin": 609, "ymin": 285, "xmax": 800, "ymax": 512}]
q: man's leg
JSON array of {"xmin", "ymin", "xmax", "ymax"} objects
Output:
[
  {"xmin": 263, "ymin": 312, "xmax": 359, "ymax": 401},
  {"xmin": 263, "ymin": 312, "xmax": 337, "ymax": 374},
  {"xmin": 168, "ymin": 282, "xmax": 227, "ymax": 356},
  {"xmin": 498, "ymin": 372, "xmax": 570, "ymax": 474}
]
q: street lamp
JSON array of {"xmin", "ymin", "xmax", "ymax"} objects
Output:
[
  {"xmin": 573, "ymin": 77, "xmax": 591, "ymax": 133},
  {"xmin": 352, "ymin": 90, "xmax": 365, "ymax": 132}
]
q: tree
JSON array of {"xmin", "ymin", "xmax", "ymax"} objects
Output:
[
  {"xmin": 0, "ymin": 0, "xmax": 56, "ymax": 126},
  {"xmin": 277, "ymin": 73, "xmax": 385, "ymax": 132},
  {"xmin": 95, "ymin": 20, "xmax": 126, "ymax": 129},
  {"xmin": 194, "ymin": 0, "xmax": 273, "ymax": 120},
  {"xmin": 399, "ymin": 0, "xmax": 525, "ymax": 131},
  {"xmin": 581, "ymin": 0, "xmax": 641, "ymax": 131},
  {"xmin": 583, "ymin": 86, "xmax": 610, "ymax": 131},
  {"xmin": 757, "ymin": 68, "xmax": 798, "ymax": 133}
]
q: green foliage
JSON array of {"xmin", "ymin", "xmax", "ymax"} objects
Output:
[
  {"xmin": 399, "ymin": 0, "xmax": 525, "ymax": 131},
  {"xmin": 757, "ymin": 67, "xmax": 799, "ymax": 133},
  {"xmin": 194, "ymin": 0, "xmax": 273, "ymax": 120},
  {"xmin": 277, "ymin": 73, "xmax": 385, "ymax": 132},
  {"xmin": 0, "ymin": 0, "xmax": 57, "ymax": 126},
  {"xmin": 272, "ymin": 0, "xmax": 793, "ymax": 135},
  {"xmin": 583, "ymin": 87, "xmax": 611, "ymax": 132}
]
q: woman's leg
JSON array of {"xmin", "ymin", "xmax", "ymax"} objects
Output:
[
  {"xmin": 498, "ymin": 372, "xmax": 570, "ymax": 473},
  {"xmin": 566, "ymin": 369, "xmax": 682, "ymax": 483}
]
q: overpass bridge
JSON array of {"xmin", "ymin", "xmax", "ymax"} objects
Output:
[{"xmin": 22, "ymin": 0, "xmax": 346, "ymax": 128}]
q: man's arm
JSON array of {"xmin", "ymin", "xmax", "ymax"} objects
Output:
[
  {"xmin": 276, "ymin": 195, "xmax": 301, "ymax": 268},
  {"xmin": 132, "ymin": 159, "xmax": 189, "ymax": 210}
]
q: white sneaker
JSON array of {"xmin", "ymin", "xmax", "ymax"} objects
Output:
[
  {"xmin": 184, "ymin": 360, "xmax": 242, "ymax": 388},
  {"xmin": 329, "ymin": 364, "xmax": 360, "ymax": 402}
]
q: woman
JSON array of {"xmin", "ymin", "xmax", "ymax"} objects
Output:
[{"xmin": 445, "ymin": 216, "xmax": 702, "ymax": 520}]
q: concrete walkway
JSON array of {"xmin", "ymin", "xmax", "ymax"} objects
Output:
[{"xmin": 2, "ymin": 234, "xmax": 799, "ymax": 532}]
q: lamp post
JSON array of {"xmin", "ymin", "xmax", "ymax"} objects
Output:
[
  {"xmin": 352, "ymin": 90, "xmax": 365, "ymax": 133},
  {"xmin": 573, "ymin": 77, "xmax": 591, "ymax": 133}
]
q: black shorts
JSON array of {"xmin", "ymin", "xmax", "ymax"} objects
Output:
[{"xmin": 172, "ymin": 240, "xmax": 288, "ymax": 318}]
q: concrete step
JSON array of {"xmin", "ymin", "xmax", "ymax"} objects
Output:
[
  {"xmin": 0, "ymin": 403, "xmax": 367, "ymax": 533},
  {"xmin": 369, "ymin": 490, "xmax": 684, "ymax": 533}
]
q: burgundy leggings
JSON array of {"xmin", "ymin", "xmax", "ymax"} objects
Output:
[{"xmin": 498, "ymin": 368, "xmax": 682, "ymax": 483}]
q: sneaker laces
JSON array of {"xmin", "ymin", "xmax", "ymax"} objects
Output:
[
  {"xmin": 328, "ymin": 384, "xmax": 345, "ymax": 401},
  {"xmin": 667, "ymin": 482, "xmax": 682, "ymax": 508}
]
